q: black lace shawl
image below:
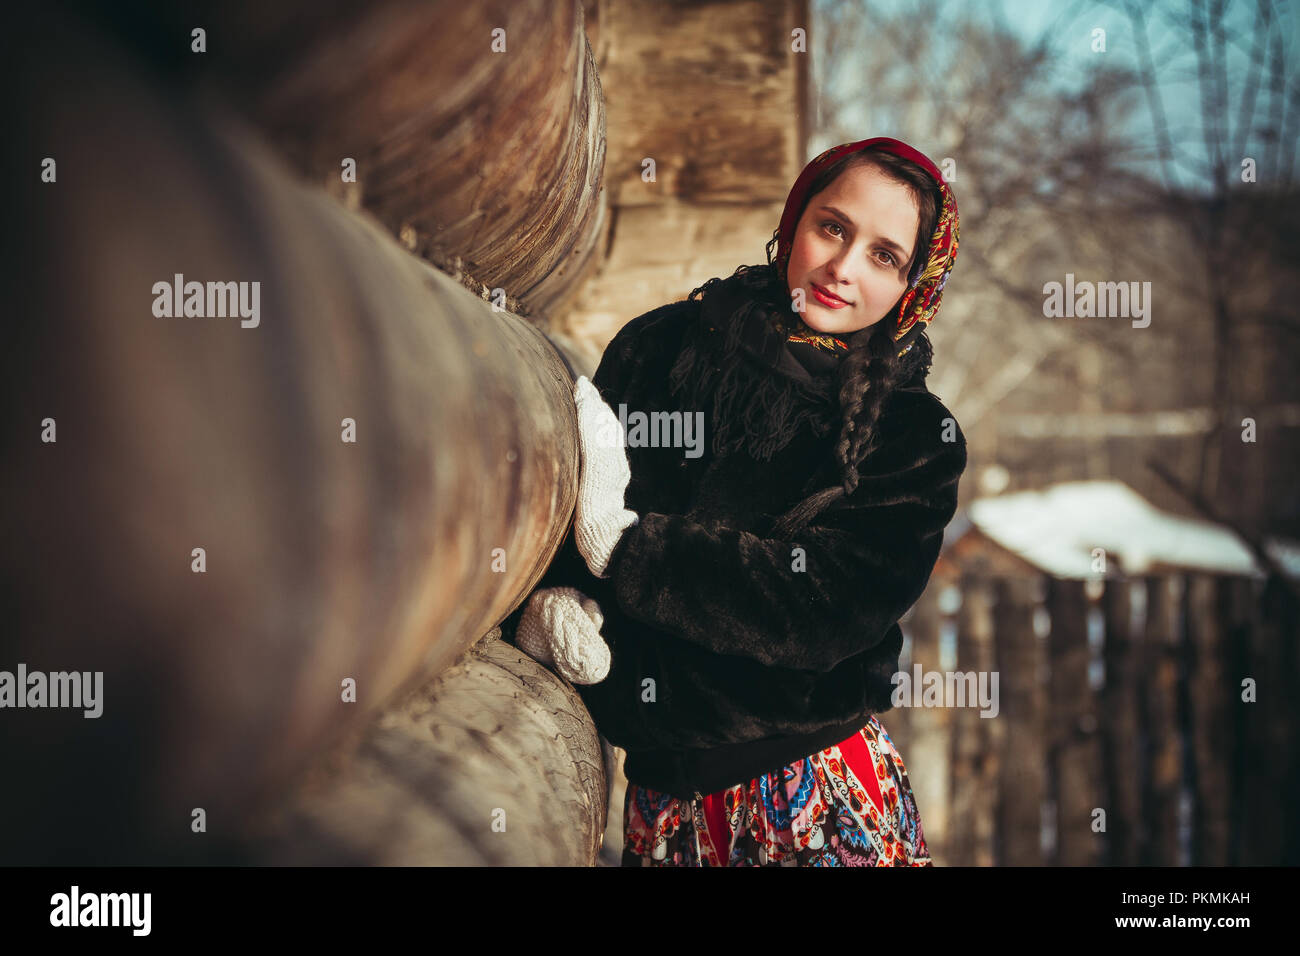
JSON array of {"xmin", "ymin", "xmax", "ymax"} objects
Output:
[{"xmin": 667, "ymin": 270, "xmax": 933, "ymax": 462}]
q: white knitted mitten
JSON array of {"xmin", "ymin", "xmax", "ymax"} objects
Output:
[
  {"xmin": 514, "ymin": 586, "xmax": 611, "ymax": 685},
  {"xmin": 573, "ymin": 375, "xmax": 639, "ymax": 578}
]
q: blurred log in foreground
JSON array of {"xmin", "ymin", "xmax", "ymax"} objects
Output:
[
  {"xmin": 241, "ymin": 630, "xmax": 608, "ymax": 866},
  {"xmin": 69, "ymin": 0, "xmax": 609, "ymax": 319},
  {"xmin": 0, "ymin": 5, "xmax": 602, "ymax": 864}
]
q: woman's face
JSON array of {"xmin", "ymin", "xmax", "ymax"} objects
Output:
[{"xmin": 784, "ymin": 163, "xmax": 920, "ymax": 335}]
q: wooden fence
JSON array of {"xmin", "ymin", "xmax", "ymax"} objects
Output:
[{"xmin": 884, "ymin": 571, "xmax": 1300, "ymax": 866}]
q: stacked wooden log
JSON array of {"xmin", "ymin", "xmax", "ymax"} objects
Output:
[{"xmin": 0, "ymin": 0, "xmax": 607, "ymax": 864}]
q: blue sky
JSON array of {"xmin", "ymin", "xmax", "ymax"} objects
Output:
[{"xmin": 816, "ymin": 0, "xmax": 1299, "ymax": 193}]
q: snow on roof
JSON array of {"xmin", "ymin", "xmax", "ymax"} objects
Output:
[{"xmin": 965, "ymin": 479, "xmax": 1299, "ymax": 579}]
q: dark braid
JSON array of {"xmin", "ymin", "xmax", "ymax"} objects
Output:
[
  {"xmin": 768, "ymin": 320, "xmax": 932, "ymax": 538},
  {"xmin": 767, "ymin": 148, "xmax": 940, "ymax": 539}
]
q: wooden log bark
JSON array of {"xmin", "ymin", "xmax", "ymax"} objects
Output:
[
  {"xmin": 237, "ymin": 629, "xmax": 607, "ymax": 865},
  {"xmin": 181, "ymin": 0, "xmax": 609, "ymax": 319},
  {"xmin": 0, "ymin": 7, "xmax": 597, "ymax": 864}
]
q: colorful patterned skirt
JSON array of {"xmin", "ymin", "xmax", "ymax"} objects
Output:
[{"xmin": 622, "ymin": 715, "xmax": 932, "ymax": 866}]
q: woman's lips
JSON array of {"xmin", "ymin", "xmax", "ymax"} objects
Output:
[{"xmin": 811, "ymin": 282, "xmax": 850, "ymax": 309}]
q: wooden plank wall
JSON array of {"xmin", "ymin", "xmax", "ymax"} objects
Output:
[{"xmin": 562, "ymin": 0, "xmax": 811, "ymax": 355}]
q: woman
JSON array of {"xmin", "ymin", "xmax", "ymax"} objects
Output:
[{"xmin": 511, "ymin": 136, "xmax": 964, "ymax": 866}]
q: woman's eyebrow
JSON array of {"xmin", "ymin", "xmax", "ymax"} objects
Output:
[{"xmin": 819, "ymin": 205, "xmax": 910, "ymax": 260}]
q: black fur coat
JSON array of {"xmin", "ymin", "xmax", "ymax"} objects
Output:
[{"xmin": 503, "ymin": 296, "xmax": 967, "ymax": 795}]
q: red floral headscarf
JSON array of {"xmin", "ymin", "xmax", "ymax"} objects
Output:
[{"xmin": 774, "ymin": 137, "xmax": 960, "ymax": 343}]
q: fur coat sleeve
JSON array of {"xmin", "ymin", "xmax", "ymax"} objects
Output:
[
  {"xmin": 601, "ymin": 392, "xmax": 965, "ymax": 673},
  {"xmin": 498, "ymin": 304, "xmax": 689, "ymax": 639}
]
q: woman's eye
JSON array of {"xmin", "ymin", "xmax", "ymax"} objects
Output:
[{"xmin": 819, "ymin": 222, "xmax": 896, "ymax": 267}]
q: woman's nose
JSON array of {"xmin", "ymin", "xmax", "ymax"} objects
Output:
[{"xmin": 825, "ymin": 250, "xmax": 856, "ymax": 286}]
